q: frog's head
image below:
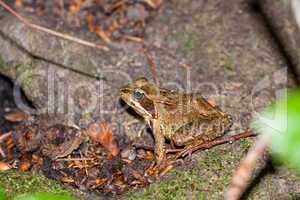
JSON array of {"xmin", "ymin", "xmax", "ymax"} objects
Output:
[{"xmin": 120, "ymin": 77, "xmax": 157, "ymax": 119}]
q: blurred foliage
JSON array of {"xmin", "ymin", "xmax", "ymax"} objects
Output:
[{"xmin": 252, "ymin": 90, "xmax": 300, "ymax": 174}]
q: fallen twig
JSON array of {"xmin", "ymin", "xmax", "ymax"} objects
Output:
[
  {"xmin": 133, "ymin": 143, "xmax": 155, "ymax": 151},
  {"xmin": 0, "ymin": 1, "xmax": 109, "ymax": 51},
  {"xmin": 56, "ymin": 157, "xmax": 95, "ymax": 161},
  {"xmin": 142, "ymin": 47, "xmax": 159, "ymax": 85},
  {"xmin": 225, "ymin": 133, "xmax": 271, "ymax": 200}
]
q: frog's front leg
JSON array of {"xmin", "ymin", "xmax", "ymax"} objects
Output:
[{"xmin": 151, "ymin": 119, "xmax": 166, "ymax": 165}]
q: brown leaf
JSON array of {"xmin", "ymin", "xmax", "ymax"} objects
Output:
[
  {"xmin": 159, "ymin": 164, "xmax": 173, "ymax": 178},
  {"xmin": 86, "ymin": 13, "xmax": 96, "ymax": 32},
  {"xmin": 95, "ymin": 178, "xmax": 107, "ymax": 186},
  {"xmin": 131, "ymin": 169, "xmax": 147, "ymax": 183},
  {"xmin": 180, "ymin": 63, "xmax": 189, "ymax": 69},
  {"xmin": 0, "ymin": 161, "xmax": 11, "ymax": 171},
  {"xmin": 144, "ymin": 151, "xmax": 154, "ymax": 160},
  {"xmin": 95, "ymin": 27, "xmax": 112, "ymax": 44},
  {"xmin": 61, "ymin": 177, "xmax": 75, "ymax": 184},
  {"xmin": 3, "ymin": 111, "xmax": 28, "ymax": 122},
  {"xmin": 86, "ymin": 122, "xmax": 119, "ymax": 156},
  {"xmin": 14, "ymin": 0, "xmax": 23, "ymax": 8},
  {"xmin": 19, "ymin": 161, "xmax": 31, "ymax": 172}
]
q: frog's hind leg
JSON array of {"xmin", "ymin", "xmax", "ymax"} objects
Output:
[
  {"xmin": 174, "ymin": 137, "xmax": 218, "ymax": 159},
  {"xmin": 173, "ymin": 117, "xmax": 231, "ymax": 159}
]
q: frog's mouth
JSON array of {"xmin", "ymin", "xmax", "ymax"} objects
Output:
[{"xmin": 131, "ymin": 101, "xmax": 152, "ymax": 119}]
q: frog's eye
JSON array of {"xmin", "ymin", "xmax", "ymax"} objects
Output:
[{"xmin": 133, "ymin": 89, "xmax": 144, "ymax": 101}]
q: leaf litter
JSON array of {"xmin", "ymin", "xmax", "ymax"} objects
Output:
[
  {"xmin": 13, "ymin": 0, "xmax": 165, "ymax": 43},
  {"xmin": 0, "ymin": 109, "xmax": 256, "ymax": 196},
  {"xmin": 0, "ymin": 112, "xmax": 160, "ymax": 196}
]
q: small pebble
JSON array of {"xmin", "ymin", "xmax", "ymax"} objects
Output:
[{"xmin": 121, "ymin": 147, "xmax": 137, "ymax": 161}]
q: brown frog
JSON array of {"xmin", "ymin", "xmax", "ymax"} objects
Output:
[{"xmin": 120, "ymin": 78, "xmax": 232, "ymax": 164}]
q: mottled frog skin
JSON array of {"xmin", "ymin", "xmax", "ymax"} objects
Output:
[{"xmin": 120, "ymin": 78, "xmax": 232, "ymax": 164}]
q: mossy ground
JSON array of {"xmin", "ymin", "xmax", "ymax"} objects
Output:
[
  {"xmin": 125, "ymin": 138, "xmax": 254, "ymax": 200},
  {"xmin": 126, "ymin": 135, "xmax": 299, "ymax": 200},
  {"xmin": 0, "ymin": 170, "xmax": 78, "ymax": 200}
]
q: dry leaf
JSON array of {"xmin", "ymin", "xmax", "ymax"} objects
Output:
[
  {"xmin": 61, "ymin": 176, "xmax": 75, "ymax": 184},
  {"xmin": 131, "ymin": 169, "xmax": 146, "ymax": 183},
  {"xmin": 0, "ymin": 161, "xmax": 11, "ymax": 171},
  {"xmin": 180, "ymin": 63, "xmax": 189, "ymax": 69},
  {"xmin": 86, "ymin": 122, "xmax": 119, "ymax": 156},
  {"xmin": 95, "ymin": 178, "xmax": 107, "ymax": 186},
  {"xmin": 3, "ymin": 111, "xmax": 28, "ymax": 122},
  {"xmin": 159, "ymin": 164, "xmax": 173, "ymax": 178},
  {"xmin": 144, "ymin": 151, "xmax": 154, "ymax": 160},
  {"xmin": 14, "ymin": 0, "xmax": 23, "ymax": 8},
  {"xmin": 19, "ymin": 161, "xmax": 31, "ymax": 172},
  {"xmin": 95, "ymin": 27, "xmax": 112, "ymax": 44},
  {"xmin": 86, "ymin": 13, "xmax": 96, "ymax": 32}
]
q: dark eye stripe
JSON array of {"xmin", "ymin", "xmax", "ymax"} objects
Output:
[{"xmin": 140, "ymin": 96, "xmax": 156, "ymax": 118}]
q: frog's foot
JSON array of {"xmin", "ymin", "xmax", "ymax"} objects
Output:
[
  {"xmin": 156, "ymin": 151, "xmax": 169, "ymax": 169},
  {"xmin": 165, "ymin": 147, "xmax": 187, "ymax": 163},
  {"xmin": 174, "ymin": 144, "xmax": 201, "ymax": 159}
]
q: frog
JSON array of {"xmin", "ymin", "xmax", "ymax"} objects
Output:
[{"xmin": 120, "ymin": 77, "xmax": 232, "ymax": 165}]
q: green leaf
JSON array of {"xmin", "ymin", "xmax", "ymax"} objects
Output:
[
  {"xmin": 13, "ymin": 192, "xmax": 77, "ymax": 200},
  {"xmin": 252, "ymin": 89, "xmax": 300, "ymax": 173}
]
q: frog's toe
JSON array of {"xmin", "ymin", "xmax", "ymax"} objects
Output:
[{"xmin": 174, "ymin": 146, "xmax": 195, "ymax": 159}]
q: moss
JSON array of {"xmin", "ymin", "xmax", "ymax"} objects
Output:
[
  {"xmin": 0, "ymin": 53, "xmax": 35, "ymax": 88},
  {"xmin": 0, "ymin": 170, "xmax": 76, "ymax": 200},
  {"xmin": 125, "ymin": 138, "xmax": 255, "ymax": 200},
  {"xmin": 0, "ymin": 55, "xmax": 5, "ymax": 69},
  {"xmin": 14, "ymin": 62, "xmax": 38, "ymax": 93},
  {"xmin": 127, "ymin": 53, "xmax": 134, "ymax": 62},
  {"xmin": 0, "ymin": 55, "xmax": 11, "ymax": 72},
  {"xmin": 126, "ymin": 169, "xmax": 207, "ymax": 200}
]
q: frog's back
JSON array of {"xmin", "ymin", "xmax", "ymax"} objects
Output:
[
  {"xmin": 158, "ymin": 92, "xmax": 227, "ymax": 123},
  {"xmin": 158, "ymin": 92, "xmax": 232, "ymax": 142}
]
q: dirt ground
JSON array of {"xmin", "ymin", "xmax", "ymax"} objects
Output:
[{"xmin": 0, "ymin": 0, "xmax": 299, "ymax": 199}]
